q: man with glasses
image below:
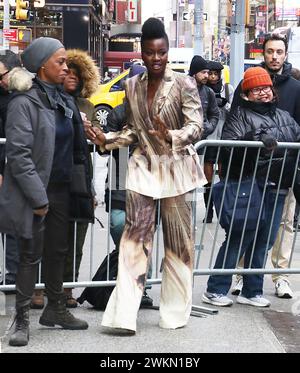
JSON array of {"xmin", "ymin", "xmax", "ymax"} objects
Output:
[
  {"xmin": 0, "ymin": 50, "xmax": 22, "ymax": 290},
  {"xmin": 230, "ymin": 34, "xmax": 300, "ymax": 299}
]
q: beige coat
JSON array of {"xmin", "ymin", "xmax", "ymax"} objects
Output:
[{"xmin": 102, "ymin": 68, "xmax": 206, "ymax": 199}]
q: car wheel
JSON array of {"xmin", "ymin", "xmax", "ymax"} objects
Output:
[{"xmin": 95, "ymin": 105, "xmax": 112, "ymax": 127}]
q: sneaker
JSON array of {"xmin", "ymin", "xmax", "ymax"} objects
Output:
[
  {"xmin": 202, "ymin": 292, "xmax": 233, "ymax": 307},
  {"xmin": 231, "ymin": 277, "xmax": 243, "ymax": 296},
  {"xmin": 275, "ymin": 279, "xmax": 293, "ymax": 299},
  {"xmin": 237, "ymin": 295, "xmax": 270, "ymax": 307},
  {"xmin": 140, "ymin": 290, "xmax": 153, "ymax": 308}
]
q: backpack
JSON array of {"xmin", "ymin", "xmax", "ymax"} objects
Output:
[{"xmin": 77, "ymin": 250, "xmax": 119, "ymax": 310}]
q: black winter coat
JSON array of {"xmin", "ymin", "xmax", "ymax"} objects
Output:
[
  {"xmin": 197, "ymin": 84, "xmax": 220, "ymax": 138},
  {"xmin": 221, "ymin": 99, "xmax": 300, "ymax": 180},
  {"xmin": 231, "ymin": 62, "xmax": 300, "ymax": 125},
  {"xmin": 0, "ymin": 90, "xmax": 10, "ymax": 175}
]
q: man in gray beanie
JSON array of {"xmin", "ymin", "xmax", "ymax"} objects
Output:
[{"xmin": 21, "ymin": 37, "xmax": 64, "ymax": 73}]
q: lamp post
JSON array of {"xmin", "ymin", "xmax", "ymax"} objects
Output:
[
  {"xmin": 194, "ymin": 0, "xmax": 204, "ymax": 55},
  {"xmin": 2, "ymin": 0, "xmax": 10, "ymax": 49}
]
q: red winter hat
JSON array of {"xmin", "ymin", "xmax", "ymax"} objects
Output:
[{"xmin": 242, "ymin": 66, "xmax": 273, "ymax": 92}]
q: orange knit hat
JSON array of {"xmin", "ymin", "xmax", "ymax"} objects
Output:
[{"xmin": 242, "ymin": 66, "xmax": 273, "ymax": 92}]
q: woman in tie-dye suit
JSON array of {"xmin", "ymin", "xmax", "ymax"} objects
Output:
[{"xmin": 97, "ymin": 18, "xmax": 206, "ymax": 334}]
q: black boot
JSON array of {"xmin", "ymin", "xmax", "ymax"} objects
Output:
[
  {"xmin": 9, "ymin": 306, "xmax": 30, "ymax": 347},
  {"xmin": 39, "ymin": 298, "xmax": 88, "ymax": 330},
  {"xmin": 203, "ymin": 183, "xmax": 213, "ymax": 223}
]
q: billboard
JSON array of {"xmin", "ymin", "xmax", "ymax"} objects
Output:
[{"xmin": 276, "ymin": 0, "xmax": 300, "ymax": 21}]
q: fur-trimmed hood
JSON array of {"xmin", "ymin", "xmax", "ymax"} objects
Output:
[
  {"xmin": 66, "ymin": 49, "xmax": 100, "ymax": 98},
  {"xmin": 8, "ymin": 67, "xmax": 33, "ymax": 92}
]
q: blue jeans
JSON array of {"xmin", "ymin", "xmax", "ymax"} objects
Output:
[
  {"xmin": 110, "ymin": 209, "xmax": 152, "ymax": 286},
  {"xmin": 207, "ymin": 188, "xmax": 286, "ymax": 298},
  {"xmin": 110, "ymin": 209, "xmax": 126, "ymax": 251}
]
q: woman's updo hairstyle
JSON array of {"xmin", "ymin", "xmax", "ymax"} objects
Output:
[{"xmin": 141, "ymin": 17, "xmax": 169, "ymax": 50}]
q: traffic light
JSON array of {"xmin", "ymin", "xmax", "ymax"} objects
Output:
[
  {"xmin": 245, "ymin": 0, "xmax": 251, "ymax": 26},
  {"xmin": 16, "ymin": 0, "xmax": 29, "ymax": 20}
]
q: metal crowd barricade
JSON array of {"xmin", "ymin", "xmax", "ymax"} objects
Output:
[
  {"xmin": 193, "ymin": 139, "xmax": 300, "ymax": 278},
  {"xmin": 1, "ymin": 138, "xmax": 300, "ymax": 297}
]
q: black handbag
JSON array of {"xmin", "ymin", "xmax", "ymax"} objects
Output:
[{"xmin": 212, "ymin": 178, "xmax": 265, "ymax": 232}]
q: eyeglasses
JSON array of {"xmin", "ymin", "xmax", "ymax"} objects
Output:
[
  {"xmin": 250, "ymin": 86, "xmax": 272, "ymax": 95},
  {"xmin": 0, "ymin": 71, "xmax": 9, "ymax": 81}
]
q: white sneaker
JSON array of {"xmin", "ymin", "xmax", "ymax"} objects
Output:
[
  {"xmin": 275, "ymin": 279, "xmax": 293, "ymax": 299},
  {"xmin": 237, "ymin": 295, "xmax": 270, "ymax": 307},
  {"xmin": 231, "ymin": 277, "xmax": 243, "ymax": 296},
  {"xmin": 202, "ymin": 292, "xmax": 233, "ymax": 307}
]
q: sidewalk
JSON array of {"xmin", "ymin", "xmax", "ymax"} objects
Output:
[
  {"xmin": 1, "ymin": 275, "xmax": 299, "ymax": 353},
  {"xmin": 1, "ymin": 218, "xmax": 300, "ymax": 353}
]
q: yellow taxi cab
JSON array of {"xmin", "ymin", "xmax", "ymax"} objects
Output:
[
  {"xmin": 89, "ymin": 63, "xmax": 189, "ymax": 127},
  {"xmin": 89, "ymin": 69, "xmax": 129, "ymax": 126}
]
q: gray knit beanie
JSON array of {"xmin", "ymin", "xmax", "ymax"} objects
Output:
[{"xmin": 21, "ymin": 37, "xmax": 64, "ymax": 73}]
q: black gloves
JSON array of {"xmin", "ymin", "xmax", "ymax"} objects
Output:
[
  {"xmin": 216, "ymin": 97, "xmax": 228, "ymax": 108},
  {"xmin": 203, "ymin": 121, "xmax": 214, "ymax": 138},
  {"xmin": 261, "ymin": 134, "xmax": 278, "ymax": 151},
  {"xmin": 242, "ymin": 131, "xmax": 254, "ymax": 141}
]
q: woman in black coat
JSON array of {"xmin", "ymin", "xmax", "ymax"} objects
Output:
[{"xmin": 202, "ymin": 67, "xmax": 300, "ymax": 309}]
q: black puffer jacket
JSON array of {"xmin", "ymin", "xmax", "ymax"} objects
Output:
[
  {"xmin": 231, "ymin": 62, "xmax": 300, "ymax": 125},
  {"xmin": 197, "ymin": 84, "xmax": 220, "ymax": 138},
  {"xmin": 221, "ymin": 99, "xmax": 300, "ymax": 180}
]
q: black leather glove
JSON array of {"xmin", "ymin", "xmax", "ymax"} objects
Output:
[
  {"xmin": 241, "ymin": 131, "xmax": 254, "ymax": 141},
  {"xmin": 261, "ymin": 134, "xmax": 278, "ymax": 151},
  {"xmin": 203, "ymin": 121, "xmax": 214, "ymax": 138},
  {"xmin": 216, "ymin": 97, "xmax": 228, "ymax": 108}
]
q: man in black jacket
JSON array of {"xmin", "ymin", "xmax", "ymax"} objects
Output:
[
  {"xmin": 189, "ymin": 55, "xmax": 220, "ymax": 223},
  {"xmin": 230, "ymin": 34, "xmax": 300, "ymax": 299}
]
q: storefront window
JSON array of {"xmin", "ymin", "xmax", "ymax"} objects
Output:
[
  {"xmin": 35, "ymin": 27, "xmax": 63, "ymax": 40},
  {"xmin": 35, "ymin": 9, "xmax": 63, "ymax": 27}
]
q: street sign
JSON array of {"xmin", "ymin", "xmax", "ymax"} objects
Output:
[
  {"xmin": 182, "ymin": 11, "xmax": 189, "ymax": 21},
  {"xmin": 3, "ymin": 29, "xmax": 18, "ymax": 41},
  {"xmin": 18, "ymin": 28, "xmax": 31, "ymax": 42},
  {"xmin": 128, "ymin": 0, "xmax": 137, "ymax": 23}
]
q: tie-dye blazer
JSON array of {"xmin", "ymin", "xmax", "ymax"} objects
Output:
[{"xmin": 103, "ymin": 67, "xmax": 206, "ymax": 199}]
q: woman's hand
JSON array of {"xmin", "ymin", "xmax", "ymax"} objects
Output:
[
  {"xmin": 148, "ymin": 115, "xmax": 171, "ymax": 143},
  {"xmin": 82, "ymin": 117, "xmax": 98, "ymax": 142},
  {"xmin": 92, "ymin": 126, "xmax": 106, "ymax": 146}
]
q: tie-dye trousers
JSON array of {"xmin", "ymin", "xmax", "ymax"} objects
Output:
[{"xmin": 102, "ymin": 189, "xmax": 194, "ymax": 332}]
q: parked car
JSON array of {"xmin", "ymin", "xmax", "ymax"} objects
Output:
[{"xmin": 89, "ymin": 69, "xmax": 129, "ymax": 127}]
